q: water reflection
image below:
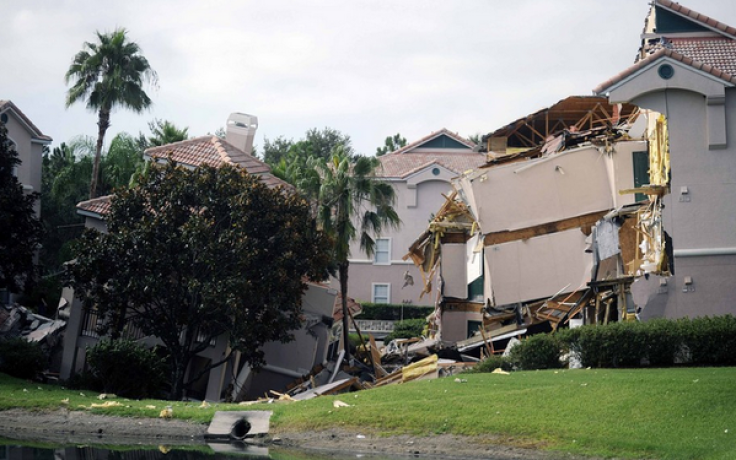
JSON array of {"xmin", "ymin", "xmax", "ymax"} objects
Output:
[{"xmin": 0, "ymin": 441, "xmax": 400, "ymax": 460}]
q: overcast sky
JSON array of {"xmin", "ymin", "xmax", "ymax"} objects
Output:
[{"xmin": 3, "ymin": 0, "xmax": 735, "ymax": 156}]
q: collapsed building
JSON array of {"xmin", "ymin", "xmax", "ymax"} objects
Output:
[{"xmin": 405, "ymin": 0, "xmax": 736, "ymax": 355}]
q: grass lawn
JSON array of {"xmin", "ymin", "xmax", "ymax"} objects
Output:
[{"xmin": 1, "ymin": 367, "xmax": 735, "ymax": 459}]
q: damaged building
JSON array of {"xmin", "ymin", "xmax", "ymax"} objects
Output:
[{"xmin": 405, "ymin": 0, "xmax": 736, "ymax": 354}]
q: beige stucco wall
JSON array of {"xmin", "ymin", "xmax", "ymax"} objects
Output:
[
  {"xmin": 610, "ymin": 67, "xmax": 736, "ymax": 319},
  {"xmin": 345, "ymin": 178, "xmax": 455, "ymax": 306},
  {"xmin": 486, "ymin": 228, "xmax": 591, "ymax": 306},
  {"xmin": 4, "ymin": 112, "xmax": 43, "ymax": 215}
]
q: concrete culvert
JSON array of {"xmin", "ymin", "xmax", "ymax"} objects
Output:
[{"xmin": 230, "ymin": 418, "xmax": 251, "ymax": 440}]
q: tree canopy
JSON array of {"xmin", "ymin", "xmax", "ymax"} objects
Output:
[
  {"xmin": 65, "ymin": 161, "xmax": 333, "ymax": 399},
  {"xmin": 307, "ymin": 148, "xmax": 400, "ymax": 361},
  {"xmin": 65, "ymin": 27, "xmax": 157, "ymax": 199},
  {"xmin": 147, "ymin": 119, "xmax": 188, "ymax": 147},
  {"xmin": 376, "ymin": 133, "xmax": 407, "ymax": 156},
  {"xmin": 0, "ymin": 122, "xmax": 43, "ymax": 293}
]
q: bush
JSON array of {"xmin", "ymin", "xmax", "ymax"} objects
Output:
[
  {"xmin": 384, "ymin": 318, "xmax": 426, "ymax": 342},
  {"xmin": 86, "ymin": 339, "xmax": 168, "ymax": 399},
  {"xmin": 0, "ymin": 337, "xmax": 46, "ymax": 379},
  {"xmin": 471, "ymin": 354, "xmax": 513, "ymax": 373},
  {"xmin": 681, "ymin": 315, "xmax": 736, "ymax": 366},
  {"xmin": 509, "ymin": 334, "xmax": 564, "ymax": 370},
  {"xmin": 358, "ymin": 303, "xmax": 433, "ymax": 321}
]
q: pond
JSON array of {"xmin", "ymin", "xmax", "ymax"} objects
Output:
[{"xmin": 0, "ymin": 440, "xmax": 404, "ymax": 460}]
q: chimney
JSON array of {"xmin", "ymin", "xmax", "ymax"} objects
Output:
[{"xmin": 225, "ymin": 113, "xmax": 258, "ymax": 155}]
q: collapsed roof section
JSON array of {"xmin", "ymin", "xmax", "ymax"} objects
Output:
[{"xmin": 479, "ymin": 96, "xmax": 639, "ymax": 159}]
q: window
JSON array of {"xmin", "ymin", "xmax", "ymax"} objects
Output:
[
  {"xmin": 372, "ymin": 283, "xmax": 390, "ymax": 304},
  {"xmin": 374, "ymin": 238, "xmax": 390, "ymax": 265},
  {"xmin": 632, "ymin": 151, "xmax": 649, "ymax": 202}
]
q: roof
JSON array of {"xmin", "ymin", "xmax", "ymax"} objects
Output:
[
  {"xmin": 0, "ymin": 100, "xmax": 52, "ymax": 142},
  {"xmin": 77, "ymin": 195, "xmax": 113, "ymax": 216},
  {"xmin": 145, "ymin": 135, "xmax": 291, "ymax": 189},
  {"xmin": 654, "ymin": 0, "xmax": 736, "ymax": 39},
  {"xmin": 596, "ymin": 1, "xmax": 736, "ymax": 94},
  {"xmin": 377, "ymin": 129, "xmax": 485, "ymax": 179},
  {"xmin": 482, "ymin": 96, "xmax": 639, "ymax": 150},
  {"xmin": 594, "ymin": 47, "xmax": 736, "ymax": 95}
]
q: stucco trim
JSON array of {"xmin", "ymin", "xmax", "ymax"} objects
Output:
[{"xmin": 673, "ymin": 247, "xmax": 736, "ymax": 257}]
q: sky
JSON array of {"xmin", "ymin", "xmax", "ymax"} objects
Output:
[{"xmin": 2, "ymin": 0, "xmax": 736, "ymax": 157}]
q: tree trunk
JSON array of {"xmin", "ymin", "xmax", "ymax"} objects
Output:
[
  {"xmin": 339, "ymin": 261, "xmax": 350, "ymax": 364},
  {"xmin": 90, "ymin": 108, "xmax": 111, "ymax": 199}
]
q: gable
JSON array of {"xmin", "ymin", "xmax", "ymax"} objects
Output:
[
  {"xmin": 655, "ymin": 6, "xmax": 711, "ymax": 34},
  {"xmin": 417, "ymin": 134, "xmax": 471, "ymax": 151}
]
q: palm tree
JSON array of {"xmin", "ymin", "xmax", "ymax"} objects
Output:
[
  {"xmin": 309, "ymin": 148, "xmax": 400, "ymax": 362},
  {"xmin": 147, "ymin": 119, "xmax": 189, "ymax": 147},
  {"xmin": 65, "ymin": 28, "xmax": 157, "ymax": 199}
]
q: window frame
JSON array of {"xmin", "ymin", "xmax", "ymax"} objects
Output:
[
  {"xmin": 371, "ymin": 283, "xmax": 391, "ymax": 304},
  {"xmin": 373, "ymin": 237, "xmax": 391, "ymax": 265}
]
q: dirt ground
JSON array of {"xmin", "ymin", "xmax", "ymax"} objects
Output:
[{"xmin": 0, "ymin": 409, "xmax": 595, "ymax": 460}]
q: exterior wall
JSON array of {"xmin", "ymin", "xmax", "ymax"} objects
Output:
[
  {"xmin": 344, "ymin": 179, "xmax": 455, "ymax": 306},
  {"xmin": 458, "ymin": 144, "xmax": 639, "ymax": 234},
  {"xmin": 440, "ymin": 309, "xmax": 483, "ymax": 342},
  {"xmin": 4, "ymin": 111, "xmax": 43, "ymax": 213},
  {"xmin": 486, "ymin": 228, "xmax": 591, "ymax": 306},
  {"xmin": 623, "ymin": 87, "xmax": 736, "ymax": 318}
]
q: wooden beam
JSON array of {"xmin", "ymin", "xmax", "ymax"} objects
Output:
[{"xmin": 484, "ymin": 211, "xmax": 607, "ymax": 246}]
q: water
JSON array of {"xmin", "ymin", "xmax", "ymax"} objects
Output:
[{"xmin": 0, "ymin": 440, "xmax": 404, "ymax": 460}]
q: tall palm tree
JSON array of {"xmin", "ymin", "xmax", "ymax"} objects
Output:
[
  {"xmin": 309, "ymin": 148, "xmax": 400, "ymax": 362},
  {"xmin": 65, "ymin": 28, "xmax": 157, "ymax": 199}
]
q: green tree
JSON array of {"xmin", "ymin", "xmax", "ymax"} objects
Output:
[
  {"xmin": 261, "ymin": 135, "xmax": 294, "ymax": 165},
  {"xmin": 304, "ymin": 127, "xmax": 354, "ymax": 160},
  {"xmin": 376, "ymin": 133, "xmax": 407, "ymax": 156},
  {"xmin": 147, "ymin": 119, "xmax": 188, "ymax": 147},
  {"xmin": 65, "ymin": 27, "xmax": 157, "ymax": 199},
  {"xmin": 65, "ymin": 161, "xmax": 332, "ymax": 399},
  {"xmin": 308, "ymin": 148, "xmax": 400, "ymax": 361},
  {"xmin": 0, "ymin": 122, "xmax": 43, "ymax": 293}
]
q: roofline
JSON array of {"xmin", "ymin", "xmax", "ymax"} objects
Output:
[
  {"xmin": 0, "ymin": 100, "xmax": 53, "ymax": 142},
  {"xmin": 594, "ymin": 48, "xmax": 736, "ymax": 95},
  {"xmin": 655, "ymin": 0, "xmax": 736, "ymax": 40},
  {"xmin": 388, "ymin": 128, "xmax": 476, "ymax": 156}
]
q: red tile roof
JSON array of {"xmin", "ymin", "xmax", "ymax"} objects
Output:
[
  {"xmin": 668, "ymin": 37, "xmax": 736, "ymax": 77},
  {"xmin": 144, "ymin": 135, "xmax": 291, "ymax": 190},
  {"xmin": 377, "ymin": 129, "xmax": 485, "ymax": 179},
  {"xmin": 596, "ymin": 1, "xmax": 736, "ymax": 95},
  {"xmin": 77, "ymin": 195, "xmax": 113, "ymax": 216},
  {"xmin": 0, "ymin": 100, "xmax": 52, "ymax": 142}
]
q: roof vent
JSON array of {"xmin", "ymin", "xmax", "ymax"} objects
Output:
[{"xmin": 225, "ymin": 113, "xmax": 258, "ymax": 156}]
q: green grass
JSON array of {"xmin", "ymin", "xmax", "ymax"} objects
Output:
[{"xmin": 2, "ymin": 368, "xmax": 735, "ymax": 459}]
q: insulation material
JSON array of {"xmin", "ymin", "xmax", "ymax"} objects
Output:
[
  {"xmin": 486, "ymin": 228, "xmax": 591, "ymax": 306},
  {"xmin": 647, "ymin": 112, "xmax": 670, "ymax": 187},
  {"xmin": 596, "ymin": 218, "xmax": 621, "ymax": 260},
  {"xmin": 637, "ymin": 197, "xmax": 669, "ymax": 275}
]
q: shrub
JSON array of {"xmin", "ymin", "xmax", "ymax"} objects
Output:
[
  {"xmin": 358, "ymin": 303, "xmax": 433, "ymax": 321},
  {"xmin": 471, "ymin": 354, "xmax": 513, "ymax": 373},
  {"xmin": 644, "ymin": 318, "xmax": 683, "ymax": 366},
  {"xmin": 0, "ymin": 337, "xmax": 46, "ymax": 379},
  {"xmin": 86, "ymin": 339, "xmax": 168, "ymax": 399},
  {"xmin": 384, "ymin": 318, "xmax": 426, "ymax": 342},
  {"xmin": 681, "ymin": 315, "xmax": 736, "ymax": 366},
  {"xmin": 509, "ymin": 334, "xmax": 564, "ymax": 370}
]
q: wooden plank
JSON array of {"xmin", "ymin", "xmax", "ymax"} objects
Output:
[{"xmin": 484, "ymin": 211, "xmax": 607, "ymax": 246}]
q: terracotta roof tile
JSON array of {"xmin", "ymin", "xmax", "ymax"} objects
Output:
[
  {"xmin": 145, "ymin": 136, "xmax": 292, "ymax": 190},
  {"xmin": 0, "ymin": 100, "xmax": 52, "ymax": 142},
  {"xmin": 377, "ymin": 151, "xmax": 486, "ymax": 178},
  {"xmin": 375, "ymin": 129, "xmax": 484, "ymax": 178},
  {"xmin": 668, "ymin": 37, "xmax": 736, "ymax": 77},
  {"xmin": 77, "ymin": 195, "xmax": 112, "ymax": 216}
]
